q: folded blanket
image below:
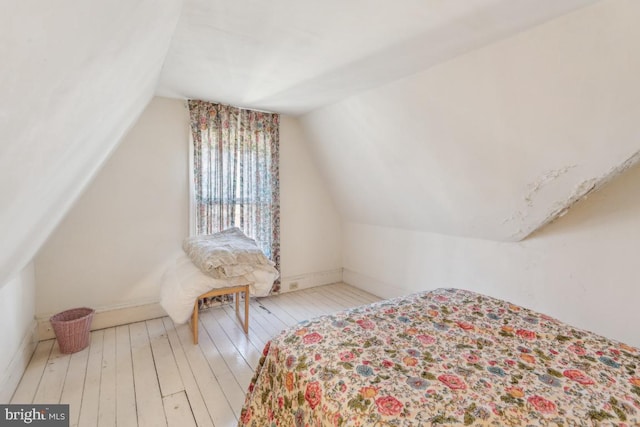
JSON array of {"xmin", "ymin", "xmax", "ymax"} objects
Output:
[
  {"xmin": 160, "ymin": 253, "xmax": 278, "ymax": 324},
  {"xmin": 160, "ymin": 228, "xmax": 279, "ymax": 324},
  {"xmin": 182, "ymin": 227, "xmax": 275, "ymax": 279}
]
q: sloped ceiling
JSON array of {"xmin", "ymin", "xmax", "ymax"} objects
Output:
[
  {"xmin": 2, "ymin": 0, "xmax": 636, "ymax": 288},
  {"xmin": 157, "ymin": 0, "xmax": 639, "ymax": 242},
  {"xmin": 0, "ymin": 0, "xmax": 183, "ymax": 286},
  {"xmin": 157, "ymin": 0, "xmax": 599, "ymax": 114},
  {"xmin": 300, "ymin": 0, "xmax": 640, "ymax": 241}
]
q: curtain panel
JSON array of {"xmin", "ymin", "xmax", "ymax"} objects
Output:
[{"xmin": 188, "ymin": 100, "xmax": 280, "ymax": 292}]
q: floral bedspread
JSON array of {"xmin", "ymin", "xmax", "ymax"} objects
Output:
[{"xmin": 239, "ymin": 288, "xmax": 640, "ymax": 426}]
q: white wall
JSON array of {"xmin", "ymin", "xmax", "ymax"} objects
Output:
[
  {"xmin": 301, "ymin": 0, "xmax": 640, "ymax": 242},
  {"xmin": 35, "ymin": 98, "xmax": 343, "ymax": 316},
  {"xmin": 344, "ymin": 161, "xmax": 640, "ymax": 348},
  {"xmin": 35, "ymin": 97, "xmax": 190, "ymax": 316},
  {"xmin": 0, "ymin": 264, "xmax": 37, "ymax": 403},
  {"xmin": 279, "ymin": 116, "xmax": 343, "ymax": 290},
  {"xmin": 0, "ymin": 0, "xmax": 183, "ymax": 288}
]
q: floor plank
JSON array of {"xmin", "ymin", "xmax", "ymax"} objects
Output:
[
  {"xmin": 130, "ymin": 321, "xmax": 167, "ymax": 427},
  {"xmin": 97, "ymin": 328, "xmax": 116, "ymax": 427},
  {"xmin": 163, "ymin": 392, "xmax": 197, "ymax": 427},
  {"xmin": 175, "ymin": 321, "xmax": 238, "ymax": 427},
  {"xmin": 147, "ymin": 318, "xmax": 184, "ymax": 397},
  {"xmin": 208, "ymin": 307, "xmax": 262, "ymax": 369},
  {"xmin": 199, "ymin": 311, "xmax": 256, "ymax": 381},
  {"xmin": 14, "ymin": 283, "xmax": 380, "ymax": 426},
  {"xmin": 11, "ymin": 339, "xmax": 54, "ymax": 404},
  {"xmin": 77, "ymin": 330, "xmax": 105, "ymax": 427},
  {"xmin": 253, "ymin": 297, "xmax": 298, "ymax": 327},
  {"xmin": 197, "ymin": 311, "xmax": 248, "ymax": 420},
  {"xmin": 331, "ymin": 283, "xmax": 380, "ymax": 304},
  {"xmin": 265, "ymin": 293, "xmax": 310, "ymax": 322},
  {"xmin": 218, "ymin": 303, "xmax": 267, "ymax": 351},
  {"xmin": 32, "ymin": 340, "xmax": 70, "ymax": 404},
  {"xmin": 162, "ymin": 317, "xmax": 214, "ymax": 427},
  {"xmin": 60, "ymin": 344, "xmax": 90, "ymax": 427},
  {"xmin": 248, "ymin": 299, "xmax": 289, "ymax": 337},
  {"xmin": 115, "ymin": 324, "xmax": 138, "ymax": 427}
]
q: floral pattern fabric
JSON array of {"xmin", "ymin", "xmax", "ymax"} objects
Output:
[
  {"xmin": 188, "ymin": 100, "xmax": 280, "ymax": 292},
  {"xmin": 240, "ymin": 288, "xmax": 640, "ymax": 426}
]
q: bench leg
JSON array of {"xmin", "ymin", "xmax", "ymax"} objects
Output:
[
  {"xmin": 244, "ymin": 287, "xmax": 249, "ymax": 334},
  {"xmin": 233, "ymin": 286, "xmax": 250, "ymax": 335},
  {"xmin": 192, "ymin": 300, "xmax": 199, "ymax": 344},
  {"xmin": 193, "ymin": 285, "xmax": 250, "ymax": 345}
]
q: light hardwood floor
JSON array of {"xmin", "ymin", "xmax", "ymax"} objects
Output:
[{"xmin": 11, "ymin": 283, "xmax": 381, "ymax": 427}]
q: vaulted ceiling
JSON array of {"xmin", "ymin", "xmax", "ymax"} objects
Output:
[
  {"xmin": 157, "ymin": 0, "xmax": 600, "ymax": 114},
  {"xmin": 2, "ymin": 0, "xmax": 638, "ymax": 287},
  {"xmin": 0, "ymin": 0, "xmax": 183, "ymax": 287}
]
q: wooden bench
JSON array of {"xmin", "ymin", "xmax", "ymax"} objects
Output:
[{"xmin": 191, "ymin": 284, "xmax": 250, "ymax": 344}]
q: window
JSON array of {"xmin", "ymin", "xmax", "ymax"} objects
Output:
[{"xmin": 188, "ymin": 100, "xmax": 280, "ymax": 288}]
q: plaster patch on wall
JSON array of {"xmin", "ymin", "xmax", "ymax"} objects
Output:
[
  {"xmin": 516, "ymin": 150, "xmax": 640, "ymax": 240},
  {"xmin": 524, "ymin": 165, "xmax": 577, "ymax": 207},
  {"xmin": 503, "ymin": 166, "xmax": 577, "ymax": 239},
  {"xmin": 501, "ymin": 210, "xmax": 524, "ymax": 224},
  {"xmin": 540, "ymin": 178, "xmax": 597, "ymax": 221},
  {"xmin": 501, "ymin": 211, "xmax": 525, "ymax": 239}
]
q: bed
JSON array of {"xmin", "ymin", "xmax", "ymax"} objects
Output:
[
  {"xmin": 239, "ymin": 288, "xmax": 640, "ymax": 426},
  {"xmin": 160, "ymin": 228, "xmax": 279, "ymax": 343}
]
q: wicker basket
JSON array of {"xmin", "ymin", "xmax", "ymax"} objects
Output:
[{"xmin": 50, "ymin": 307, "xmax": 95, "ymax": 354}]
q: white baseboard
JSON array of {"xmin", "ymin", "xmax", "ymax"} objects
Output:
[
  {"xmin": 37, "ymin": 302, "xmax": 166, "ymax": 341},
  {"xmin": 34, "ymin": 269, "xmax": 344, "ymax": 341},
  {"xmin": 0, "ymin": 320, "xmax": 37, "ymax": 403},
  {"xmin": 279, "ymin": 268, "xmax": 343, "ymax": 293}
]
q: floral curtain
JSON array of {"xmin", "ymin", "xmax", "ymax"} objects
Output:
[{"xmin": 188, "ymin": 100, "xmax": 280, "ymax": 292}]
